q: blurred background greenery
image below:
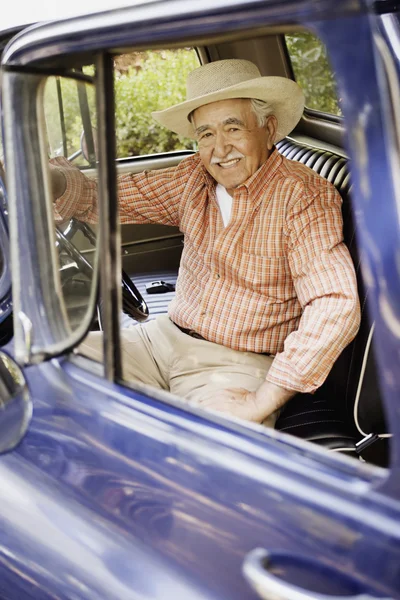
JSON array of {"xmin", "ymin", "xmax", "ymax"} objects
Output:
[
  {"xmin": 285, "ymin": 32, "xmax": 342, "ymax": 116},
  {"xmin": 43, "ymin": 32, "xmax": 341, "ymax": 163}
]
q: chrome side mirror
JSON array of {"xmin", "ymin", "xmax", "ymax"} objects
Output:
[{"xmin": 0, "ymin": 351, "xmax": 32, "ymax": 453}]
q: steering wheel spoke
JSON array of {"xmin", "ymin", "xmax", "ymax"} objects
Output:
[{"xmin": 56, "ymin": 219, "xmax": 149, "ymax": 323}]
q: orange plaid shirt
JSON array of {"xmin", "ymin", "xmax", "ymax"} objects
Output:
[{"xmin": 54, "ymin": 148, "xmax": 360, "ymax": 393}]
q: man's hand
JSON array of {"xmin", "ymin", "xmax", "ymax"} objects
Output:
[
  {"xmin": 2, "ymin": 160, "xmax": 67, "ymax": 200},
  {"xmin": 200, "ymin": 380, "xmax": 296, "ymax": 422},
  {"xmin": 49, "ymin": 165, "xmax": 67, "ymax": 200}
]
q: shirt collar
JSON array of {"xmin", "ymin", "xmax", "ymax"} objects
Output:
[{"xmin": 241, "ymin": 147, "xmax": 282, "ymax": 198}]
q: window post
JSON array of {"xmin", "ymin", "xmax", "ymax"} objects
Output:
[{"xmin": 96, "ymin": 52, "xmax": 122, "ymax": 381}]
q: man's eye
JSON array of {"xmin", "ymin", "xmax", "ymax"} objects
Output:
[{"xmin": 200, "ymin": 132, "xmax": 212, "ymax": 140}]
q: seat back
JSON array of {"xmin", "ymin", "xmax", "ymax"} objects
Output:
[{"xmin": 275, "ymin": 138, "xmax": 388, "ymax": 457}]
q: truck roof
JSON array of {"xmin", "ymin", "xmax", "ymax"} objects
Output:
[{"xmin": 0, "ymin": 0, "xmax": 157, "ymax": 33}]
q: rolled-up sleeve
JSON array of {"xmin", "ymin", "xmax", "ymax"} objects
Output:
[
  {"xmin": 266, "ymin": 180, "xmax": 361, "ymax": 393},
  {"xmin": 50, "ymin": 154, "xmax": 201, "ymax": 226},
  {"xmin": 51, "ymin": 157, "xmax": 99, "ymax": 223}
]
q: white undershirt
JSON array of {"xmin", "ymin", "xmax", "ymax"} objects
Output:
[{"xmin": 216, "ymin": 183, "xmax": 233, "ymax": 227}]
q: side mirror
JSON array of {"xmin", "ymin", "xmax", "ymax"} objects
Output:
[{"xmin": 0, "ymin": 352, "xmax": 32, "ymax": 454}]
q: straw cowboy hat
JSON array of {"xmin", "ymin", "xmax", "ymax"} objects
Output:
[{"xmin": 152, "ymin": 59, "xmax": 305, "ymax": 142}]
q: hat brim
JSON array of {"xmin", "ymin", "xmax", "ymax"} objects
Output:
[{"xmin": 152, "ymin": 76, "xmax": 304, "ymax": 142}]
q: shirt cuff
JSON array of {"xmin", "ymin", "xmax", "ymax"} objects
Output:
[{"xmin": 266, "ymin": 354, "xmax": 319, "ymax": 394}]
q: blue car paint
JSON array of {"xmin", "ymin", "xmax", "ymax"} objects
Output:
[
  {"xmin": 312, "ymin": 12, "xmax": 400, "ymax": 495},
  {"xmin": 0, "ymin": 356, "xmax": 396, "ymax": 599},
  {"xmin": 2, "ymin": 0, "xmax": 365, "ymax": 69},
  {"xmin": 0, "ymin": 182, "xmax": 12, "ymax": 324},
  {"xmin": 1, "ymin": 0, "xmax": 400, "ymax": 598}
]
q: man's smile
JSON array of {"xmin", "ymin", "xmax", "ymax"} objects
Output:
[{"xmin": 216, "ymin": 158, "xmax": 242, "ymax": 168}]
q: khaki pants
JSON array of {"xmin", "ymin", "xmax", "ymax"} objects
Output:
[{"xmin": 79, "ymin": 315, "xmax": 277, "ymax": 427}]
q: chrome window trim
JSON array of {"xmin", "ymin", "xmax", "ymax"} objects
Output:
[
  {"xmin": 78, "ymin": 151, "xmax": 195, "ymax": 179},
  {"xmin": 96, "ymin": 52, "xmax": 122, "ymax": 381},
  {"xmin": 2, "ymin": 69, "xmax": 99, "ymax": 364}
]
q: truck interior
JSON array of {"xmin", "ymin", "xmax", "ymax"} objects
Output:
[{"xmin": 0, "ymin": 22, "xmax": 390, "ymax": 467}]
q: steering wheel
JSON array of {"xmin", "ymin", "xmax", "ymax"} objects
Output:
[{"xmin": 56, "ymin": 219, "xmax": 149, "ymax": 323}]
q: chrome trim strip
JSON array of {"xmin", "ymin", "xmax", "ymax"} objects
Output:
[{"xmin": 96, "ymin": 52, "xmax": 122, "ymax": 381}]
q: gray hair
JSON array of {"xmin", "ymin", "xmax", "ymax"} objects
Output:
[
  {"xmin": 189, "ymin": 98, "xmax": 274, "ymax": 129},
  {"xmin": 249, "ymin": 98, "xmax": 274, "ymax": 127}
]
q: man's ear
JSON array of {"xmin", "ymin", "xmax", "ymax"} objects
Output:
[{"xmin": 265, "ymin": 115, "xmax": 278, "ymax": 150}]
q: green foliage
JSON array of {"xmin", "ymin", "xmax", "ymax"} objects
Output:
[
  {"xmin": 44, "ymin": 38, "xmax": 341, "ymax": 164},
  {"xmin": 285, "ymin": 32, "xmax": 342, "ymax": 116},
  {"xmin": 44, "ymin": 74, "xmax": 96, "ymax": 164},
  {"xmin": 44, "ymin": 50, "xmax": 198, "ymax": 162},
  {"xmin": 114, "ymin": 49, "xmax": 198, "ymax": 157}
]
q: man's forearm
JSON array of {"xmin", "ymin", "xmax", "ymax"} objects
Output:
[
  {"xmin": 254, "ymin": 380, "xmax": 296, "ymax": 418},
  {"xmin": 200, "ymin": 380, "xmax": 296, "ymax": 423}
]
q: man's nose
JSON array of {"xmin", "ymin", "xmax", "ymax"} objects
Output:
[{"xmin": 213, "ymin": 129, "xmax": 231, "ymax": 156}]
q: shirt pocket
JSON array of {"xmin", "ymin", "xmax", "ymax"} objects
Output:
[{"xmin": 238, "ymin": 253, "xmax": 293, "ymax": 300}]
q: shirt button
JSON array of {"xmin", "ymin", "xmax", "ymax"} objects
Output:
[
  {"xmin": 216, "ymin": 273, "xmax": 220, "ymax": 279},
  {"xmin": 201, "ymin": 311, "xmax": 206, "ymax": 316}
]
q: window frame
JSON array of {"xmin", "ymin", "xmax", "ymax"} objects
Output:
[
  {"xmin": 283, "ymin": 31, "xmax": 343, "ymax": 120},
  {"xmin": 2, "ymin": 68, "xmax": 100, "ymax": 363}
]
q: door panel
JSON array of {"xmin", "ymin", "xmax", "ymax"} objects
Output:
[
  {"xmin": 4, "ymin": 357, "xmax": 397, "ymax": 600},
  {"xmin": 117, "ymin": 153, "xmax": 190, "ymax": 276},
  {"xmin": 121, "ymin": 224, "xmax": 183, "ymax": 274}
]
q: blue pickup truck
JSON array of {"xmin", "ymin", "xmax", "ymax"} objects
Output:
[{"xmin": 0, "ymin": 0, "xmax": 400, "ymax": 598}]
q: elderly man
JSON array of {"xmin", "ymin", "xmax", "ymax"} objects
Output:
[{"xmin": 51, "ymin": 59, "xmax": 360, "ymax": 427}]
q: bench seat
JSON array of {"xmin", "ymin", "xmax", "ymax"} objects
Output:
[{"xmin": 124, "ymin": 137, "xmax": 388, "ymax": 462}]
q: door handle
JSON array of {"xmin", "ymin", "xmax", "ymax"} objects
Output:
[{"xmin": 243, "ymin": 548, "xmax": 392, "ymax": 600}]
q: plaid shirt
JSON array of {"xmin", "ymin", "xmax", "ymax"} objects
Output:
[{"xmin": 53, "ymin": 148, "xmax": 360, "ymax": 393}]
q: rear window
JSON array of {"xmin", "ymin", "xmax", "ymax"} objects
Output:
[
  {"xmin": 114, "ymin": 48, "xmax": 199, "ymax": 158},
  {"xmin": 285, "ymin": 32, "xmax": 342, "ymax": 117}
]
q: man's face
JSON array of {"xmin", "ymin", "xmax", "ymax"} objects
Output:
[{"xmin": 193, "ymin": 98, "xmax": 276, "ymax": 196}]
